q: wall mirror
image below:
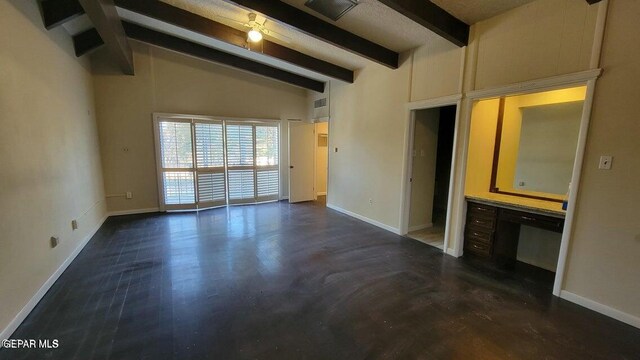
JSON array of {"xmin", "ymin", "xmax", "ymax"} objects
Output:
[{"xmin": 490, "ymin": 86, "xmax": 587, "ymax": 202}]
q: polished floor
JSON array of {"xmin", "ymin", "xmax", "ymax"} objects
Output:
[{"xmin": 2, "ymin": 200, "xmax": 639, "ymax": 359}]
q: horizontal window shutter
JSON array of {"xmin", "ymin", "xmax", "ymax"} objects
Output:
[
  {"xmin": 195, "ymin": 122, "xmax": 224, "ymax": 168},
  {"xmin": 163, "ymin": 171, "xmax": 195, "ymax": 205},
  {"xmin": 257, "ymin": 169, "xmax": 279, "ymax": 199},
  {"xmin": 255, "ymin": 125, "xmax": 279, "ymax": 166},
  {"xmin": 197, "ymin": 172, "xmax": 226, "ymax": 204},
  {"xmin": 228, "ymin": 169, "xmax": 256, "ymax": 202},
  {"xmin": 226, "ymin": 124, "xmax": 254, "ymax": 166},
  {"xmin": 159, "ymin": 121, "xmax": 193, "ymax": 169}
]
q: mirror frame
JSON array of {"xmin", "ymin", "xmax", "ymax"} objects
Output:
[{"xmin": 489, "ymin": 97, "xmax": 563, "ymax": 203}]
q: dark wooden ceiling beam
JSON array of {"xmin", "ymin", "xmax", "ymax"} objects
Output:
[
  {"xmin": 73, "ymin": 28, "xmax": 104, "ymax": 56},
  {"xmin": 39, "ymin": 0, "xmax": 85, "ymax": 29},
  {"xmin": 224, "ymin": 0, "xmax": 399, "ymax": 68},
  {"xmin": 122, "ymin": 22, "xmax": 325, "ymax": 92},
  {"xmin": 77, "ymin": 0, "xmax": 134, "ymax": 75},
  {"xmin": 376, "ymin": 0, "xmax": 469, "ymax": 47},
  {"xmin": 114, "ymin": 0, "xmax": 353, "ymax": 82}
]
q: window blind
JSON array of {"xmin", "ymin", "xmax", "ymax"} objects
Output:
[
  {"xmin": 194, "ymin": 122, "xmax": 226, "ymax": 207},
  {"xmin": 154, "ymin": 116, "xmax": 280, "ymax": 210},
  {"xmin": 158, "ymin": 121, "xmax": 195, "ymax": 207}
]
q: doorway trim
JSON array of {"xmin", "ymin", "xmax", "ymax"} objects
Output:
[
  {"xmin": 451, "ymin": 68, "xmax": 602, "ymax": 297},
  {"xmin": 400, "ymin": 94, "xmax": 463, "ymax": 253}
]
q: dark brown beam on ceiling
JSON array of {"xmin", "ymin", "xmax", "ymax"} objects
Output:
[
  {"xmin": 122, "ymin": 22, "xmax": 325, "ymax": 92},
  {"xmin": 224, "ymin": 0, "xmax": 399, "ymax": 68},
  {"xmin": 78, "ymin": 0, "xmax": 134, "ymax": 75},
  {"xmin": 114, "ymin": 0, "xmax": 353, "ymax": 83},
  {"xmin": 73, "ymin": 28, "xmax": 104, "ymax": 56},
  {"xmin": 586, "ymin": 0, "xmax": 603, "ymax": 4},
  {"xmin": 39, "ymin": 0, "xmax": 85, "ymax": 29},
  {"xmin": 376, "ymin": 0, "xmax": 469, "ymax": 47}
]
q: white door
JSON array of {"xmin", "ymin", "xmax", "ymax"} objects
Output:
[{"xmin": 289, "ymin": 122, "xmax": 316, "ymax": 203}]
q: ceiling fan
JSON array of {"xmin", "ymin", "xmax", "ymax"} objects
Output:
[{"xmin": 217, "ymin": 12, "xmax": 292, "ymax": 44}]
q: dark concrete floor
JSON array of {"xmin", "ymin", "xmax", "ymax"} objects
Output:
[{"xmin": 2, "ymin": 200, "xmax": 639, "ymax": 359}]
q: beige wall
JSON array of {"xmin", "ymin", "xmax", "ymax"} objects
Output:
[
  {"xmin": 472, "ymin": 0, "xmax": 598, "ymax": 89},
  {"xmin": 0, "ymin": 0, "xmax": 106, "ymax": 335},
  {"xmin": 92, "ymin": 42, "xmax": 309, "ymax": 212},
  {"xmin": 409, "ymin": 108, "xmax": 440, "ymax": 229},
  {"xmin": 563, "ymin": 0, "xmax": 640, "ymax": 319},
  {"xmin": 315, "ymin": 122, "xmax": 328, "ymax": 195},
  {"xmin": 327, "ymin": 55, "xmax": 412, "ymax": 228}
]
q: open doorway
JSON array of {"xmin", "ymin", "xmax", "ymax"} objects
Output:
[
  {"xmin": 406, "ymin": 105, "xmax": 456, "ymax": 250},
  {"xmin": 315, "ymin": 122, "xmax": 329, "ymax": 206}
]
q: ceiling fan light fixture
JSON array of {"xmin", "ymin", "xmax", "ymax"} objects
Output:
[{"xmin": 248, "ymin": 28, "xmax": 263, "ymax": 42}]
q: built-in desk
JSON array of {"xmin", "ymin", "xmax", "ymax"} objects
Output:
[{"xmin": 464, "ymin": 196, "xmax": 565, "ymax": 269}]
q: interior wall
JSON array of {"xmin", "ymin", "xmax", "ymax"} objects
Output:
[
  {"xmin": 409, "ymin": 109, "xmax": 440, "ymax": 229},
  {"xmin": 315, "ymin": 122, "xmax": 328, "ymax": 195},
  {"xmin": 563, "ymin": 0, "xmax": 640, "ymax": 320},
  {"xmin": 0, "ymin": 0, "xmax": 106, "ymax": 336},
  {"xmin": 472, "ymin": 0, "xmax": 599, "ymax": 89},
  {"xmin": 92, "ymin": 42, "xmax": 309, "ymax": 212},
  {"xmin": 327, "ymin": 55, "xmax": 412, "ymax": 228},
  {"xmin": 410, "ymin": 36, "xmax": 463, "ymax": 101}
]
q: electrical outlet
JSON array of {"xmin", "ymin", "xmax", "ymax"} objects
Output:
[
  {"xmin": 598, "ymin": 155, "xmax": 612, "ymax": 170},
  {"xmin": 71, "ymin": 220, "xmax": 78, "ymax": 230},
  {"xmin": 126, "ymin": 192, "xmax": 133, "ymax": 199},
  {"xmin": 50, "ymin": 236, "xmax": 60, "ymax": 248},
  {"xmin": 334, "ymin": 147, "xmax": 338, "ymax": 153},
  {"xmin": 369, "ymin": 198, "xmax": 373, "ymax": 206}
]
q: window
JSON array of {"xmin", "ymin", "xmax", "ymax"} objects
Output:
[{"xmin": 154, "ymin": 115, "xmax": 280, "ymax": 211}]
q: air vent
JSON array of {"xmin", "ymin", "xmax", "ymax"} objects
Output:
[
  {"xmin": 305, "ymin": 0, "xmax": 358, "ymax": 21},
  {"xmin": 314, "ymin": 98, "xmax": 327, "ymax": 108}
]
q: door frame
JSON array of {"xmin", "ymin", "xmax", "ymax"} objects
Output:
[
  {"xmin": 313, "ymin": 121, "xmax": 329, "ymax": 200},
  {"xmin": 400, "ymin": 95, "xmax": 462, "ymax": 253}
]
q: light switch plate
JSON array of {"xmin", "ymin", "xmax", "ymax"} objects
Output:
[{"xmin": 599, "ymin": 155, "xmax": 612, "ymax": 170}]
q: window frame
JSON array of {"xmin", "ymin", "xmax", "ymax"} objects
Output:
[{"xmin": 153, "ymin": 113, "xmax": 281, "ymax": 211}]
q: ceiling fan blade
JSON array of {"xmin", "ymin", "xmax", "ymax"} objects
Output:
[
  {"xmin": 254, "ymin": 14, "xmax": 267, "ymax": 26},
  {"xmin": 213, "ymin": 13, "xmax": 248, "ymax": 27},
  {"xmin": 263, "ymin": 28, "xmax": 292, "ymax": 44}
]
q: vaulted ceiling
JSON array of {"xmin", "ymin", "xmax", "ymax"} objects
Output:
[{"xmin": 41, "ymin": 0, "xmax": 581, "ymax": 93}]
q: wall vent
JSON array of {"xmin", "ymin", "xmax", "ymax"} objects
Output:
[
  {"xmin": 314, "ymin": 98, "xmax": 327, "ymax": 109},
  {"xmin": 305, "ymin": 0, "xmax": 358, "ymax": 21}
]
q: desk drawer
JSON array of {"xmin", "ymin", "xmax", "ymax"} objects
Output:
[
  {"xmin": 467, "ymin": 216, "xmax": 496, "ymax": 231},
  {"xmin": 468, "ymin": 202, "xmax": 497, "ymax": 218},
  {"xmin": 465, "ymin": 238, "xmax": 492, "ymax": 257},
  {"xmin": 465, "ymin": 228, "xmax": 493, "ymax": 245},
  {"xmin": 500, "ymin": 209, "xmax": 564, "ymax": 233}
]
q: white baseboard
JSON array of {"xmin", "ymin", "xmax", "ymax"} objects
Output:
[
  {"xmin": 326, "ymin": 203, "xmax": 401, "ymax": 235},
  {"xmin": 108, "ymin": 207, "xmax": 160, "ymax": 217},
  {"xmin": 316, "ymin": 192, "xmax": 327, "ymax": 196},
  {"xmin": 560, "ymin": 290, "xmax": 640, "ymax": 329},
  {"xmin": 445, "ymin": 247, "xmax": 460, "ymax": 257},
  {"xmin": 408, "ymin": 223, "xmax": 433, "ymax": 232},
  {"xmin": 0, "ymin": 215, "xmax": 108, "ymax": 343}
]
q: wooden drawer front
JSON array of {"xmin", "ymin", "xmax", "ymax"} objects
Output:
[
  {"xmin": 468, "ymin": 202, "xmax": 497, "ymax": 218},
  {"xmin": 467, "ymin": 216, "xmax": 496, "ymax": 231},
  {"xmin": 465, "ymin": 238, "xmax": 492, "ymax": 257},
  {"xmin": 466, "ymin": 228, "xmax": 493, "ymax": 245},
  {"xmin": 500, "ymin": 209, "xmax": 564, "ymax": 233}
]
